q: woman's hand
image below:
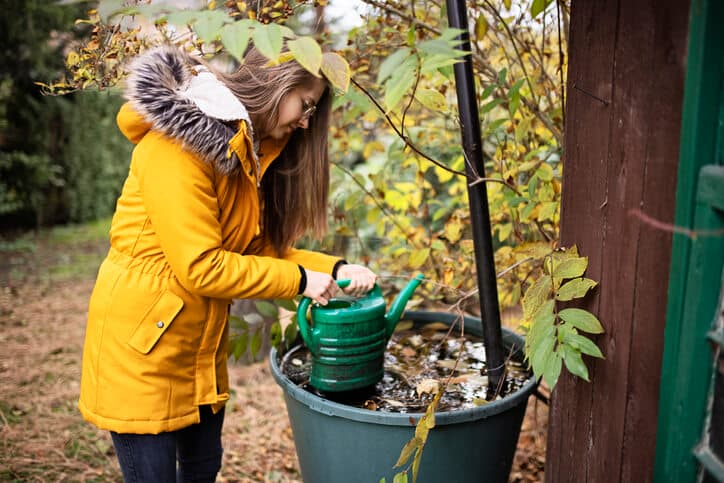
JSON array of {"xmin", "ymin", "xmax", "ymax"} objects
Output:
[
  {"xmin": 337, "ymin": 264, "xmax": 377, "ymax": 297},
  {"xmin": 302, "ymin": 269, "xmax": 337, "ymax": 306}
]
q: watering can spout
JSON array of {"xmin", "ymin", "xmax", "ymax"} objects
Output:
[{"xmin": 385, "ymin": 274, "xmax": 424, "ymax": 338}]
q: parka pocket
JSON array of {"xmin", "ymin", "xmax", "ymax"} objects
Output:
[{"xmin": 127, "ymin": 290, "xmax": 184, "ymax": 354}]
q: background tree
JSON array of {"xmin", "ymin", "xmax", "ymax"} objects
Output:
[{"xmin": 0, "ymin": 0, "xmax": 132, "ymax": 230}]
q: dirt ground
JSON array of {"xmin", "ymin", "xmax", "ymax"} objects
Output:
[{"xmin": 0, "ymin": 236, "xmax": 547, "ymax": 482}]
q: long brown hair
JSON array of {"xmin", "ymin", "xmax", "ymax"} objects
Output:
[{"xmin": 220, "ymin": 46, "xmax": 332, "ymax": 256}]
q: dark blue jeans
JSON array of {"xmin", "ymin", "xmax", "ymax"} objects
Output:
[{"xmin": 110, "ymin": 405, "xmax": 225, "ymax": 483}]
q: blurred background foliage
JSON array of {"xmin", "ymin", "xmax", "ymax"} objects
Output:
[
  {"xmin": 0, "ymin": 0, "xmax": 569, "ymax": 333},
  {"xmin": 0, "ymin": 0, "xmax": 132, "ymax": 229}
]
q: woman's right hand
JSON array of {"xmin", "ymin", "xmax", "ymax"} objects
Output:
[{"xmin": 302, "ymin": 269, "xmax": 337, "ymax": 306}]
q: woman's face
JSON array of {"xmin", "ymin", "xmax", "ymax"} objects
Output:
[{"xmin": 268, "ymin": 77, "xmax": 327, "ymax": 141}]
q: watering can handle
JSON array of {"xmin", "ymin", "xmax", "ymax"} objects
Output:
[{"xmin": 296, "ymin": 279, "xmax": 352, "ymax": 350}]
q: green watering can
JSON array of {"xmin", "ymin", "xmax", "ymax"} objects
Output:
[{"xmin": 297, "ymin": 274, "xmax": 424, "ymax": 392}]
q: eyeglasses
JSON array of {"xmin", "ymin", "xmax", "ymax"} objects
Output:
[{"xmin": 301, "ymin": 99, "xmax": 317, "ymax": 120}]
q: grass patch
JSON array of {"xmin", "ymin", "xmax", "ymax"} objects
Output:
[{"xmin": 0, "ymin": 218, "xmax": 111, "ymax": 284}]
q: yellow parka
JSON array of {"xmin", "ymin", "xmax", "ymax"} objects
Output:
[{"xmin": 79, "ymin": 47, "xmax": 341, "ymax": 434}]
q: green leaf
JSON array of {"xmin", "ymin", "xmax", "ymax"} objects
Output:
[
  {"xmin": 394, "ymin": 437, "xmax": 420, "ymax": 467},
  {"xmin": 530, "ymin": 325, "xmax": 556, "ymax": 379},
  {"xmin": 556, "ymin": 278, "xmax": 597, "ymax": 301},
  {"xmin": 481, "ymin": 98, "xmax": 504, "ymax": 114},
  {"xmin": 321, "ymin": 52, "xmax": 350, "ymax": 92},
  {"xmin": 498, "ymin": 67, "xmax": 507, "ymax": 85},
  {"xmin": 284, "ymin": 321, "xmax": 299, "ymax": 349},
  {"xmin": 525, "ymin": 300, "xmax": 554, "ymax": 357},
  {"xmin": 565, "ymin": 332, "xmax": 604, "ymax": 359},
  {"xmin": 270, "ymin": 321, "xmax": 282, "ymax": 349},
  {"xmin": 417, "ymin": 39, "xmax": 466, "ymax": 58},
  {"xmin": 232, "ymin": 332, "xmax": 248, "ymax": 360},
  {"xmin": 165, "ymin": 10, "xmax": 200, "ymax": 27},
  {"xmin": 415, "ymin": 88, "xmax": 447, "ymax": 112},
  {"xmin": 252, "ymin": 22, "xmax": 283, "ymax": 61},
  {"xmin": 552, "ymin": 256, "xmax": 588, "ymax": 279},
  {"xmin": 377, "ymin": 48, "xmax": 411, "ymax": 84},
  {"xmin": 273, "ymin": 298, "xmax": 297, "ymax": 312},
  {"xmin": 509, "ymin": 78, "xmax": 526, "ymax": 97},
  {"xmin": 250, "ymin": 329, "xmax": 262, "ymax": 357},
  {"xmin": 192, "ymin": 11, "xmax": 229, "ymax": 43},
  {"xmin": 481, "ymin": 83, "xmax": 496, "ymax": 99},
  {"xmin": 220, "ymin": 20, "xmax": 252, "ymax": 63},
  {"xmin": 561, "ymin": 345, "xmax": 590, "ymax": 381},
  {"xmin": 229, "ymin": 315, "xmax": 248, "ymax": 330},
  {"xmin": 384, "ymin": 58, "xmax": 417, "ymax": 110},
  {"xmin": 508, "ymin": 91, "xmax": 520, "ymax": 117},
  {"xmin": 542, "ymin": 350, "xmax": 562, "ymax": 389},
  {"xmin": 288, "ymin": 36, "xmax": 323, "ymax": 76},
  {"xmin": 522, "ymin": 276, "xmax": 552, "ymax": 319},
  {"xmin": 558, "ymin": 308, "xmax": 604, "ymax": 334},
  {"xmin": 254, "ymin": 300, "xmax": 278, "ymax": 318}
]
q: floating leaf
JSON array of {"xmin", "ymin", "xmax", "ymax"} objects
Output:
[
  {"xmin": 415, "ymin": 88, "xmax": 447, "ymax": 112},
  {"xmin": 559, "ymin": 308, "xmax": 604, "ymax": 334},
  {"xmin": 252, "ymin": 22, "xmax": 283, "ymax": 61},
  {"xmin": 377, "ymin": 48, "xmax": 411, "ymax": 84},
  {"xmin": 383, "ymin": 58, "xmax": 417, "ymax": 110},
  {"xmin": 321, "ymin": 52, "xmax": 350, "ymax": 92},
  {"xmin": 192, "ymin": 11, "xmax": 229, "ymax": 43},
  {"xmin": 288, "ymin": 36, "xmax": 322, "ymax": 76},
  {"xmin": 556, "ymin": 278, "xmax": 597, "ymax": 301},
  {"xmin": 220, "ymin": 20, "xmax": 252, "ymax": 62}
]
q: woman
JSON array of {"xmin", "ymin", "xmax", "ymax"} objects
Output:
[{"xmin": 78, "ymin": 44, "xmax": 376, "ymax": 482}]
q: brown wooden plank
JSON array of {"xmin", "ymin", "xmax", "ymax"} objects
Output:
[
  {"xmin": 620, "ymin": 2, "xmax": 688, "ymax": 481},
  {"xmin": 548, "ymin": 0, "xmax": 689, "ymax": 481},
  {"xmin": 547, "ymin": 0, "xmax": 619, "ymax": 481}
]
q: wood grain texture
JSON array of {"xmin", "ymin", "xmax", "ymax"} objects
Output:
[{"xmin": 546, "ymin": 1, "xmax": 689, "ymax": 481}]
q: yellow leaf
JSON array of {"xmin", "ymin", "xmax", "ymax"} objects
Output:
[
  {"xmin": 66, "ymin": 51, "xmax": 80, "ymax": 67},
  {"xmin": 475, "ymin": 14, "xmax": 488, "ymax": 41},
  {"xmin": 408, "ymin": 248, "xmax": 430, "ymax": 269},
  {"xmin": 288, "ymin": 36, "xmax": 322, "ymax": 76},
  {"xmin": 444, "ymin": 219, "xmax": 463, "ymax": 244},
  {"xmin": 321, "ymin": 52, "xmax": 350, "ymax": 92},
  {"xmin": 415, "ymin": 88, "xmax": 447, "ymax": 112}
]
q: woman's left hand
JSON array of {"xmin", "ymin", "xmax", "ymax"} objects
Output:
[{"xmin": 337, "ymin": 264, "xmax": 377, "ymax": 297}]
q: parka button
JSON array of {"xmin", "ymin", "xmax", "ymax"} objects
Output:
[{"xmin": 156, "ymin": 321, "xmax": 164, "ymax": 328}]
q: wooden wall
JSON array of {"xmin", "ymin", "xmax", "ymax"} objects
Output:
[{"xmin": 546, "ymin": 1, "xmax": 691, "ymax": 481}]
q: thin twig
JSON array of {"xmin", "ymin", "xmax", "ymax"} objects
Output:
[
  {"xmin": 629, "ymin": 209, "xmax": 724, "ymax": 239},
  {"xmin": 350, "ymin": 77, "xmax": 466, "ymax": 177},
  {"xmin": 333, "ymin": 163, "xmax": 419, "ymax": 246}
]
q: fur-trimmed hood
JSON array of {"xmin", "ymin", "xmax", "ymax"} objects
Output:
[{"xmin": 123, "ymin": 46, "xmax": 253, "ymax": 176}]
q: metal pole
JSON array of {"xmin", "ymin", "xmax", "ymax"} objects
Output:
[{"xmin": 445, "ymin": 0, "xmax": 505, "ymax": 389}]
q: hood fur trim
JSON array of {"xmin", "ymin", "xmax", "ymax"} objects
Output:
[{"xmin": 124, "ymin": 46, "xmax": 250, "ymax": 175}]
